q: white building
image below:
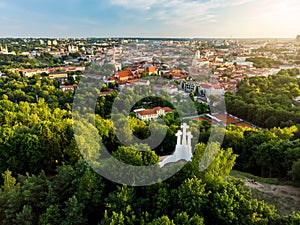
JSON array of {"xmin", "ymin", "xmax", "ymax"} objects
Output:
[
  {"xmin": 165, "ymin": 84, "xmax": 178, "ymax": 95},
  {"xmin": 135, "ymin": 107, "xmax": 173, "ymax": 121},
  {"xmin": 195, "ymin": 50, "xmax": 201, "ymax": 60},
  {"xmin": 198, "ymin": 83, "xmax": 224, "ymax": 97},
  {"xmin": 68, "ymin": 45, "xmax": 79, "ymax": 53}
]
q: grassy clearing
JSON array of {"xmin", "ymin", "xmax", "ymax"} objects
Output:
[{"xmin": 230, "ymin": 170, "xmax": 279, "ymax": 185}]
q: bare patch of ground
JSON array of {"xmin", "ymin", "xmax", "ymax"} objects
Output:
[{"xmin": 245, "ymin": 180, "xmax": 300, "ymax": 215}]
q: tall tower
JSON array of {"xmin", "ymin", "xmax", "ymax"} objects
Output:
[
  {"xmin": 191, "ymin": 50, "xmax": 201, "ymax": 69},
  {"xmin": 112, "ymin": 46, "xmax": 116, "ymax": 64},
  {"xmin": 195, "ymin": 50, "xmax": 201, "ymax": 60}
]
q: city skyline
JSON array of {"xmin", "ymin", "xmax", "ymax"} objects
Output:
[{"xmin": 0, "ymin": 0, "xmax": 299, "ymax": 38}]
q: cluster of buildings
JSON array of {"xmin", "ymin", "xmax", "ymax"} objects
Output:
[
  {"xmin": 107, "ymin": 63, "xmax": 158, "ymax": 84},
  {"xmin": 1, "ymin": 37, "xmax": 300, "ymax": 101}
]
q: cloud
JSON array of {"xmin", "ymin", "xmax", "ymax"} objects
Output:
[
  {"xmin": 109, "ymin": 0, "xmax": 256, "ymax": 25},
  {"xmin": 110, "ymin": 0, "xmax": 160, "ymax": 10},
  {"xmin": 2, "ymin": 0, "xmax": 297, "ymax": 38}
]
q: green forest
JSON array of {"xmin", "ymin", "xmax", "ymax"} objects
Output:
[
  {"xmin": 0, "ymin": 52, "xmax": 85, "ymax": 70},
  {"xmin": 226, "ymin": 68, "xmax": 300, "ymax": 128},
  {"xmin": 0, "ymin": 72, "xmax": 300, "ymax": 224},
  {"xmin": 245, "ymin": 57, "xmax": 282, "ymax": 68}
]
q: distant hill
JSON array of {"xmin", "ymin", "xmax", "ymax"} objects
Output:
[{"xmin": 296, "ymin": 35, "xmax": 300, "ymax": 42}]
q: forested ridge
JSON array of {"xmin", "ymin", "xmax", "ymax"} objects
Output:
[{"xmin": 0, "ymin": 73, "xmax": 300, "ymax": 224}]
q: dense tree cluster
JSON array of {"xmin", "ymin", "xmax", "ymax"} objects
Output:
[
  {"xmin": 226, "ymin": 69, "xmax": 300, "ymax": 128},
  {"xmin": 0, "ymin": 75, "xmax": 74, "ymax": 109},
  {"xmin": 245, "ymin": 57, "xmax": 282, "ymax": 68},
  {"xmin": 0, "ymin": 53, "xmax": 66, "ymax": 70},
  {"xmin": 221, "ymin": 125, "xmax": 300, "ymax": 181},
  {"xmin": 0, "ymin": 74, "xmax": 299, "ymax": 224},
  {"xmin": 1, "ymin": 143, "xmax": 285, "ymax": 225}
]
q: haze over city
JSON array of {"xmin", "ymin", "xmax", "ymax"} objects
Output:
[{"xmin": 0, "ymin": 0, "xmax": 299, "ymax": 38}]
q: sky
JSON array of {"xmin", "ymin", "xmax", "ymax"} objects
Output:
[{"xmin": 0, "ymin": 0, "xmax": 299, "ymax": 38}]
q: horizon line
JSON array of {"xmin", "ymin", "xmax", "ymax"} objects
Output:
[{"xmin": 0, "ymin": 36, "xmax": 297, "ymax": 40}]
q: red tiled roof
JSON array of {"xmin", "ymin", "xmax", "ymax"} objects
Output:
[
  {"xmin": 234, "ymin": 122, "xmax": 255, "ymax": 128},
  {"xmin": 99, "ymin": 91, "xmax": 111, "ymax": 96},
  {"xmin": 152, "ymin": 106, "xmax": 161, "ymax": 111},
  {"xmin": 162, "ymin": 107, "xmax": 173, "ymax": 113},
  {"xmin": 146, "ymin": 66, "xmax": 157, "ymax": 73},
  {"xmin": 62, "ymin": 84, "xmax": 77, "ymax": 88},
  {"xmin": 212, "ymin": 85, "xmax": 223, "ymax": 89},
  {"xmin": 136, "ymin": 108, "xmax": 157, "ymax": 116},
  {"xmin": 117, "ymin": 69, "xmax": 133, "ymax": 78},
  {"xmin": 136, "ymin": 107, "xmax": 173, "ymax": 116},
  {"xmin": 108, "ymin": 77, "xmax": 117, "ymax": 81},
  {"xmin": 200, "ymin": 83, "xmax": 211, "ymax": 89},
  {"xmin": 213, "ymin": 114, "xmax": 239, "ymax": 124}
]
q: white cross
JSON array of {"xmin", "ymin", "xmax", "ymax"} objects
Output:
[
  {"xmin": 181, "ymin": 123, "xmax": 189, "ymax": 146},
  {"xmin": 175, "ymin": 130, "xmax": 182, "ymax": 145},
  {"xmin": 187, "ymin": 131, "xmax": 193, "ymax": 148}
]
